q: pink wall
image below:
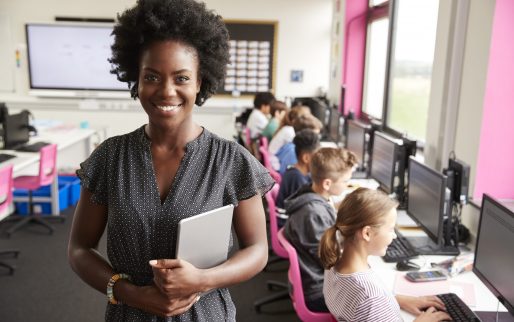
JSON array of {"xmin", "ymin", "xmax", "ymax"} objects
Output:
[
  {"xmin": 343, "ymin": 0, "xmax": 368, "ymax": 117},
  {"xmin": 474, "ymin": 0, "xmax": 514, "ymax": 200}
]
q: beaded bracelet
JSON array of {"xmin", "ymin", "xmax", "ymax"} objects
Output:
[{"xmin": 106, "ymin": 273, "xmax": 132, "ymax": 305}]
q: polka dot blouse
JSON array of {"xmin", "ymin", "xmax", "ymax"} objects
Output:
[{"xmin": 77, "ymin": 126, "xmax": 274, "ymax": 322}]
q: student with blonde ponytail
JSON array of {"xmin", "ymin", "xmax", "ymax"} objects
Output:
[{"xmin": 319, "ymin": 188, "xmax": 451, "ymax": 322}]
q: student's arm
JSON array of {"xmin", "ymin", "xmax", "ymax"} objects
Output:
[
  {"xmin": 150, "ymin": 194, "xmax": 268, "ymax": 298},
  {"xmin": 68, "ymin": 189, "xmax": 197, "ymax": 317},
  {"xmin": 396, "ymin": 295, "xmax": 446, "ymax": 315}
]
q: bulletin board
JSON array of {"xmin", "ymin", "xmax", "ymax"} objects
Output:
[{"xmin": 221, "ymin": 20, "xmax": 278, "ymax": 96}]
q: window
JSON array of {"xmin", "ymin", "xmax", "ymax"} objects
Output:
[
  {"xmin": 362, "ymin": 17, "xmax": 389, "ymax": 120},
  {"xmin": 386, "ymin": 0, "xmax": 439, "ymax": 141}
]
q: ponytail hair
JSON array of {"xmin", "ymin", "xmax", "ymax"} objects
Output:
[
  {"xmin": 319, "ymin": 226, "xmax": 341, "ymax": 269},
  {"xmin": 318, "ymin": 187, "xmax": 399, "ymax": 269}
]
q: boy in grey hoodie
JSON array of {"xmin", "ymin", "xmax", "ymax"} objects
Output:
[{"xmin": 283, "ymin": 147, "xmax": 357, "ymax": 313}]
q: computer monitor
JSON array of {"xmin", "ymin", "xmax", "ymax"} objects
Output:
[
  {"xmin": 345, "ymin": 120, "xmax": 371, "ymax": 171},
  {"xmin": 328, "ymin": 107, "xmax": 343, "ymax": 143},
  {"xmin": 3, "ymin": 112, "xmax": 30, "ymax": 149},
  {"xmin": 473, "ymin": 195, "xmax": 514, "ymax": 317},
  {"xmin": 370, "ymin": 131, "xmax": 401, "ymax": 194},
  {"xmin": 406, "ymin": 157, "xmax": 459, "ymax": 255}
]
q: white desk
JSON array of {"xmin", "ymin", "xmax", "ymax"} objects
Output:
[
  {"xmin": 370, "ymin": 230, "xmax": 509, "ymax": 321},
  {"xmin": 0, "ymin": 126, "xmax": 97, "ymax": 220}
]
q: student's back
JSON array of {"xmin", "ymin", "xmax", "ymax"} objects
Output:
[
  {"xmin": 276, "ymin": 167, "xmax": 310, "ymax": 209},
  {"xmin": 283, "ymin": 185, "xmax": 335, "ymax": 308}
]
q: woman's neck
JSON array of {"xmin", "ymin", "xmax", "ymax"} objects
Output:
[
  {"xmin": 146, "ymin": 117, "xmax": 201, "ymax": 151},
  {"xmin": 335, "ymin": 242, "xmax": 370, "ymax": 274}
]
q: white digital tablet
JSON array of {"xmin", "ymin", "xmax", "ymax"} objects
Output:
[{"xmin": 175, "ymin": 204, "xmax": 234, "ymax": 269}]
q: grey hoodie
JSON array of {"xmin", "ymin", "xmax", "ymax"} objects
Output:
[{"xmin": 283, "ymin": 184, "xmax": 336, "ymax": 302}]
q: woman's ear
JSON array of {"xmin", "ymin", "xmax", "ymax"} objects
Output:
[{"xmin": 361, "ymin": 226, "xmax": 372, "ymax": 242}]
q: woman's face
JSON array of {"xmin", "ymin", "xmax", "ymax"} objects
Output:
[
  {"xmin": 138, "ymin": 40, "xmax": 201, "ymax": 127},
  {"xmin": 368, "ymin": 208, "xmax": 397, "ymax": 256}
]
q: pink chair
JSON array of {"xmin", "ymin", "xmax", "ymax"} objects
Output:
[
  {"xmin": 278, "ymin": 228, "xmax": 336, "ymax": 322},
  {"xmin": 254, "ymin": 190, "xmax": 290, "ymax": 312},
  {"xmin": 259, "ymin": 136, "xmax": 269, "ymax": 151},
  {"xmin": 259, "ymin": 146, "xmax": 282, "ymax": 184},
  {"xmin": 7, "ymin": 144, "xmax": 63, "ymax": 237},
  {"xmin": 0, "ymin": 164, "xmax": 20, "ymax": 274}
]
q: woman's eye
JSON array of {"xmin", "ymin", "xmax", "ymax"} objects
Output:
[
  {"xmin": 177, "ymin": 75, "xmax": 190, "ymax": 83},
  {"xmin": 144, "ymin": 74, "xmax": 159, "ymax": 82}
]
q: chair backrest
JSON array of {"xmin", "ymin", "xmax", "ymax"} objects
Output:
[
  {"xmin": 38, "ymin": 144, "xmax": 58, "ymax": 186},
  {"xmin": 259, "ymin": 146, "xmax": 282, "ymax": 184},
  {"xmin": 244, "ymin": 127, "xmax": 252, "ymax": 149},
  {"xmin": 259, "ymin": 136, "xmax": 269, "ymax": 151},
  {"xmin": 265, "ymin": 191, "xmax": 288, "ymax": 259},
  {"xmin": 0, "ymin": 164, "xmax": 14, "ymax": 214},
  {"xmin": 277, "ymin": 229, "xmax": 335, "ymax": 322}
]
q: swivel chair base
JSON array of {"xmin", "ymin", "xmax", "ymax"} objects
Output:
[
  {"xmin": 4, "ymin": 214, "xmax": 65, "ymax": 237},
  {"xmin": 0, "ymin": 249, "xmax": 20, "ymax": 275}
]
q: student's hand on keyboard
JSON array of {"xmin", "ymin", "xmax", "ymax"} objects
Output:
[
  {"xmin": 414, "ymin": 307, "xmax": 452, "ymax": 322},
  {"xmin": 396, "ymin": 295, "xmax": 446, "ymax": 315}
]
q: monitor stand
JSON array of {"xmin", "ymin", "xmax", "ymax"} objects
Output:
[
  {"xmin": 405, "ymin": 235, "xmax": 460, "ymax": 256},
  {"xmin": 475, "ymin": 311, "xmax": 514, "ymax": 322},
  {"xmin": 351, "ymin": 170, "xmax": 367, "ymax": 179}
]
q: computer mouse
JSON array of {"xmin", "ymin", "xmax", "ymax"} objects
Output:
[{"xmin": 396, "ymin": 260, "xmax": 420, "ymax": 271}]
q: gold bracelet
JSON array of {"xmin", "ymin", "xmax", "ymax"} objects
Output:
[{"xmin": 106, "ymin": 273, "xmax": 131, "ymax": 305}]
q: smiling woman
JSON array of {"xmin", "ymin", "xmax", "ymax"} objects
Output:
[{"xmin": 66, "ymin": 0, "xmax": 274, "ymax": 321}]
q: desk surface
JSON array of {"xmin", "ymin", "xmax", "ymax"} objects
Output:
[{"xmin": 370, "ymin": 229, "xmax": 509, "ymax": 321}]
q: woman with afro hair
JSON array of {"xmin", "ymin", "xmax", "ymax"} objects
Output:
[{"xmin": 67, "ymin": 0, "xmax": 274, "ymax": 321}]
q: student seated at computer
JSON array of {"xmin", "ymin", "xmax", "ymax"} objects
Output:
[
  {"xmin": 319, "ymin": 188, "xmax": 450, "ymax": 322},
  {"xmin": 283, "ymin": 147, "xmax": 356, "ymax": 312},
  {"xmin": 268, "ymin": 105, "xmax": 311, "ymax": 156},
  {"xmin": 261, "ymin": 100, "xmax": 288, "ymax": 141},
  {"xmin": 276, "ymin": 130, "xmax": 320, "ymax": 210},
  {"xmin": 275, "ymin": 115, "xmax": 323, "ymax": 174},
  {"xmin": 246, "ymin": 92, "xmax": 275, "ymax": 138}
]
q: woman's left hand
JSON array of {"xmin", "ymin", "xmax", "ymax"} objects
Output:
[
  {"xmin": 396, "ymin": 295, "xmax": 446, "ymax": 316},
  {"xmin": 149, "ymin": 259, "xmax": 204, "ymax": 299}
]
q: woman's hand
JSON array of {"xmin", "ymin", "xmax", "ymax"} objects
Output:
[
  {"xmin": 414, "ymin": 307, "xmax": 451, "ymax": 322},
  {"xmin": 396, "ymin": 295, "xmax": 446, "ymax": 316},
  {"xmin": 149, "ymin": 259, "xmax": 204, "ymax": 299},
  {"xmin": 134, "ymin": 284, "xmax": 200, "ymax": 317}
]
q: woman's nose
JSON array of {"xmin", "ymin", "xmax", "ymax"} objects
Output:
[{"xmin": 161, "ymin": 80, "xmax": 177, "ymax": 97}]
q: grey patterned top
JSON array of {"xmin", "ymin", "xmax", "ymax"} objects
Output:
[{"xmin": 77, "ymin": 126, "xmax": 274, "ymax": 322}]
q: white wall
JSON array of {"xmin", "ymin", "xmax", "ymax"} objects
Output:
[{"xmin": 0, "ymin": 0, "xmax": 332, "ymax": 101}]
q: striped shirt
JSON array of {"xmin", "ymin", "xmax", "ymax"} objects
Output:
[{"xmin": 324, "ymin": 268, "xmax": 402, "ymax": 322}]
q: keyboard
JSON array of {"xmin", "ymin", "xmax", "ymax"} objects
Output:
[
  {"xmin": 382, "ymin": 230, "xmax": 419, "ymax": 262},
  {"xmin": 0, "ymin": 153, "xmax": 16, "ymax": 163},
  {"xmin": 15, "ymin": 141, "xmax": 50, "ymax": 152},
  {"xmin": 437, "ymin": 293, "xmax": 481, "ymax": 322}
]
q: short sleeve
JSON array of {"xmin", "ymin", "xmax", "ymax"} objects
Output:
[
  {"xmin": 224, "ymin": 144, "xmax": 275, "ymax": 206},
  {"xmin": 76, "ymin": 139, "xmax": 111, "ymax": 205}
]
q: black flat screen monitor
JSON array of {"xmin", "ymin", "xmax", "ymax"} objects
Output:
[
  {"xmin": 370, "ymin": 131, "xmax": 399, "ymax": 194},
  {"xmin": 473, "ymin": 195, "xmax": 514, "ymax": 316},
  {"xmin": 3, "ymin": 112, "xmax": 30, "ymax": 149},
  {"xmin": 346, "ymin": 120, "xmax": 368, "ymax": 169},
  {"xmin": 406, "ymin": 157, "xmax": 448, "ymax": 251}
]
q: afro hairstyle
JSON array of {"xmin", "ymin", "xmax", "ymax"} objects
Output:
[{"xmin": 109, "ymin": 0, "xmax": 230, "ymax": 106}]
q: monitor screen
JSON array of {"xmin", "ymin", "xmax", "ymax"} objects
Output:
[
  {"xmin": 473, "ymin": 195, "xmax": 514, "ymax": 316},
  {"xmin": 3, "ymin": 112, "xmax": 30, "ymax": 149},
  {"xmin": 407, "ymin": 157, "xmax": 446, "ymax": 243},
  {"xmin": 346, "ymin": 120, "xmax": 367, "ymax": 167},
  {"xmin": 25, "ymin": 23, "xmax": 127, "ymax": 92},
  {"xmin": 370, "ymin": 131, "xmax": 397, "ymax": 193}
]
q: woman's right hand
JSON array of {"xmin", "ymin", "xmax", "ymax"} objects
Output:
[
  {"xmin": 133, "ymin": 285, "xmax": 199, "ymax": 317},
  {"xmin": 413, "ymin": 307, "xmax": 452, "ymax": 322}
]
